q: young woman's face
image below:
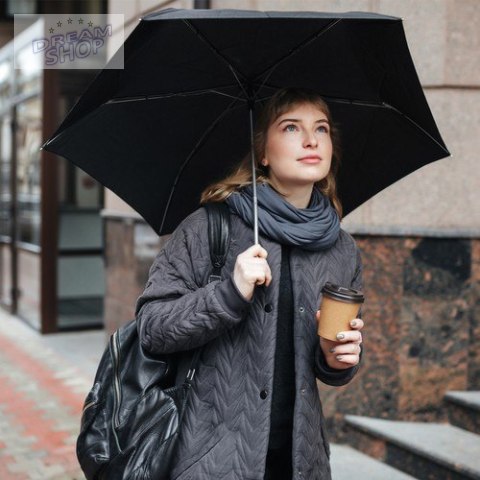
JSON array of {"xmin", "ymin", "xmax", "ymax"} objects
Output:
[{"xmin": 262, "ymin": 102, "xmax": 333, "ymax": 191}]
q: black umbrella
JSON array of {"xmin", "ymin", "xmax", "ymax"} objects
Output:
[{"xmin": 42, "ymin": 8, "xmax": 449, "ymax": 240}]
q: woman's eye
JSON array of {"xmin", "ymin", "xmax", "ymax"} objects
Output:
[
  {"xmin": 317, "ymin": 126, "xmax": 329, "ymax": 133},
  {"xmin": 284, "ymin": 124, "xmax": 297, "ymax": 132}
]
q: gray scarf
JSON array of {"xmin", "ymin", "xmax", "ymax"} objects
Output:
[{"xmin": 225, "ymin": 183, "xmax": 340, "ymax": 251}]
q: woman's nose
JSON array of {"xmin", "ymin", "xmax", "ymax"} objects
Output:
[{"xmin": 303, "ymin": 131, "xmax": 318, "ymax": 148}]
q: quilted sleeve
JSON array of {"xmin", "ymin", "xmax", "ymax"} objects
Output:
[
  {"xmin": 350, "ymin": 245, "xmax": 363, "ymax": 289},
  {"xmin": 314, "ymin": 242, "xmax": 364, "ymax": 386},
  {"xmin": 135, "ymin": 211, "xmax": 252, "ymax": 355}
]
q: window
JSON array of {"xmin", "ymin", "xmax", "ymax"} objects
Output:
[
  {"xmin": 16, "ymin": 96, "xmax": 41, "ymax": 245},
  {"xmin": 6, "ymin": 0, "xmax": 37, "ymax": 16},
  {"xmin": 0, "ymin": 114, "xmax": 11, "ymax": 238}
]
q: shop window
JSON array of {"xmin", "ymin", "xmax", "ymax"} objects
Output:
[
  {"xmin": 0, "ymin": 114, "xmax": 11, "ymax": 238},
  {"xmin": 0, "ymin": 58, "xmax": 12, "ymax": 240},
  {"xmin": 6, "ymin": 1, "xmax": 37, "ymax": 16},
  {"xmin": 16, "ymin": 96, "xmax": 41, "ymax": 245},
  {"xmin": 0, "ymin": 113, "xmax": 12, "ymax": 307},
  {"xmin": 56, "ymin": 85, "xmax": 104, "ymax": 329},
  {"xmin": 0, "ymin": 59, "xmax": 12, "ymax": 111},
  {"xmin": 15, "ymin": 40, "xmax": 42, "ymax": 97}
]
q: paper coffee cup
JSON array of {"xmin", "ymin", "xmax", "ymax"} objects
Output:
[{"xmin": 317, "ymin": 282, "xmax": 364, "ymax": 341}]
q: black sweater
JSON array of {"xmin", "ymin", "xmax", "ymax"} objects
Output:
[{"xmin": 268, "ymin": 245, "xmax": 295, "ymax": 450}]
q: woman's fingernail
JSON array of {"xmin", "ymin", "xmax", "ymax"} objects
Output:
[
  {"xmin": 336, "ymin": 355, "xmax": 343, "ymax": 361},
  {"xmin": 350, "ymin": 320, "xmax": 357, "ymax": 327},
  {"xmin": 329, "ymin": 347, "xmax": 336, "ymax": 353},
  {"xmin": 336, "ymin": 333, "xmax": 345, "ymax": 340}
]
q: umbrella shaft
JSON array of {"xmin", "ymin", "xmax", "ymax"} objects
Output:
[{"xmin": 249, "ymin": 107, "xmax": 259, "ymax": 245}]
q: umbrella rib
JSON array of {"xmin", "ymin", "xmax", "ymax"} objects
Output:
[
  {"xmin": 324, "ymin": 97, "xmax": 449, "ymax": 154},
  {"xmin": 105, "ymin": 86, "xmax": 248, "ymax": 104},
  {"xmin": 182, "ymin": 19, "xmax": 250, "ymax": 101},
  {"xmin": 252, "ymin": 18, "xmax": 343, "ymax": 102},
  {"xmin": 380, "ymin": 103, "xmax": 450, "ymax": 155},
  {"xmin": 159, "ymin": 96, "xmax": 244, "ymax": 234}
]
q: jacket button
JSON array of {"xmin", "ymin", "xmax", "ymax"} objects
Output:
[
  {"xmin": 264, "ymin": 303, "xmax": 273, "ymax": 313},
  {"xmin": 299, "ymin": 306, "xmax": 305, "ymax": 313},
  {"xmin": 260, "ymin": 389, "xmax": 268, "ymax": 399}
]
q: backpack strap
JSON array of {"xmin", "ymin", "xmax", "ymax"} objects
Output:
[
  {"xmin": 205, "ymin": 202, "xmax": 231, "ymax": 283},
  {"xmin": 184, "ymin": 202, "xmax": 231, "ymax": 387}
]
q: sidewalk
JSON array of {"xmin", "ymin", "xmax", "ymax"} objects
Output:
[{"xmin": 0, "ymin": 309, "xmax": 105, "ymax": 480}]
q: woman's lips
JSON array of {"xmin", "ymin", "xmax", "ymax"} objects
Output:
[{"xmin": 298, "ymin": 156, "xmax": 321, "ymax": 164}]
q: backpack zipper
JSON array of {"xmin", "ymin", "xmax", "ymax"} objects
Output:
[
  {"xmin": 82, "ymin": 400, "xmax": 96, "ymax": 413},
  {"xmin": 110, "ymin": 330, "xmax": 123, "ymax": 453}
]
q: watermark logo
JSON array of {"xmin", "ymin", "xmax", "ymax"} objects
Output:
[
  {"xmin": 14, "ymin": 14, "xmax": 124, "ymax": 70},
  {"xmin": 33, "ymin": 21, "xmax": 112, "ymax": 65}
]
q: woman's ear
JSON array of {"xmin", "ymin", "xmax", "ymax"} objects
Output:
[{"xmin": 261, "ymin": 158, "xmax": 268, "ymax": 167}]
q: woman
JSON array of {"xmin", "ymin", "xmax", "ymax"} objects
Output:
[{"xmin": 135, "ymin": 87, "xmax": 364, "ymax": 480}]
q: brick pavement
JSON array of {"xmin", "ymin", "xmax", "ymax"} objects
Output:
[{"xmin": 0, "ymin": 312, "xmax": 101, "ymax": 480}]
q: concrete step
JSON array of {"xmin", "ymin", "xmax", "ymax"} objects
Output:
[
  {"xmin": 345, "ymin": 415, "xmax": 480, "ymax": 480},
  {"xmin": 445, "ymin": 391, "xmax": 480, "ymax": 435},
  {"xmin": 330, "ymin": 443, "xmax": 418, "ymax": 480}
]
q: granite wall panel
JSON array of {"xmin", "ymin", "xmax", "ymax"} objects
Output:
[
  {"xmin": 104, "ymin": 219, "xmax": 150, "ymax": 334},
  {"xmin": 468, "ymin": 239, "xmax": 480, "ymax": 388},
  {"xmin": 398, "ymin": 296, "xmax": 469, "ymax": 422},
  {"xmin": 398, "ymin": 237, "xmax": 472, "ymax": 421}
]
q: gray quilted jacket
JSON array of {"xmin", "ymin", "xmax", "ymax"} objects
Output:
[{"xmin": 135, "ymin": 207, "xmax": 363, "ymax": 480}]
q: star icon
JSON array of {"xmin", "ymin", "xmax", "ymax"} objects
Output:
[
  {"xmin": 67, "ymin": 18, "xmax": 73, "ymax": 24},
  {"xmin": 88, "ymin": 21, "xmax": 93, "ymax": 27},
  {"xmin": 57, "ymin": 21, "xmax": 62, "ymax": 27},
  {"xmin": 49, "ymin": 27, "xmax": 54, "ymax": 33},
  {"xmin": 78, "ymin": 18, "xmax": 84, "ymax": 24}
]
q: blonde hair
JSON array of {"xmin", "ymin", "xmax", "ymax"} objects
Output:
[{"xmin": 200, "ymin": 87, "xmax": 343, "ymax": 218}]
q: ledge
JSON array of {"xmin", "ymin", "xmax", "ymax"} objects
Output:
[
  {"xmin": 345, "ymin": 415, "xmax": 480, "ymax": 477},
  {"xmin": 100, "ymin": 209, "xmax": 143, "ymax": 222},
  {"xmin": 343, "ymin": 224, "xmax": 480, "ymax": 238},
  {"xmin": 100, "ymin": 211, "xmax": 480, "ymax": 239},
  {"xmin": 444, "ymin": 391, "xmax": 480, "ymax": 412}
]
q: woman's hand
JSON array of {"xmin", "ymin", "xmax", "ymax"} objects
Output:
[
  {"xmin": 316, "ymin": 310, "xmax": 363, "ymax": 370},
  {"xmin": 233, "ymin": 244, "xmax": 272, "ymax": 301}
]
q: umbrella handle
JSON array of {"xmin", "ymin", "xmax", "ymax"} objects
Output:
[{"xmin": 249, "ymin": 107, "xmax": 259, "ymax": 245}]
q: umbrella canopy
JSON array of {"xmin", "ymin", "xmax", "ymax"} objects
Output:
[{"xmin": 42, "ymin": 8, "xmax": 449, "ymax": 236}]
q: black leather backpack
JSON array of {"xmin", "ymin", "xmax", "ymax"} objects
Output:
[{"xmin": 77, "ymin": 203, "xmax": 231, "ymax": 480}]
